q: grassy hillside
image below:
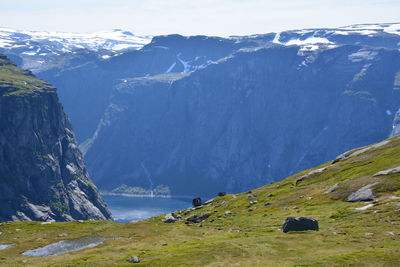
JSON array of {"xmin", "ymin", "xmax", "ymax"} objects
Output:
[
  {"xmin": 1, "ymin": 135, "xmax": 400, "ymax": 266},
  {"xmin": 0, "ymin": 54, "xmax": 53, "ymax": 96}
]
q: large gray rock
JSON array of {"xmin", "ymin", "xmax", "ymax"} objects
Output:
[
  {"xmin": 163, "ymin": 213, "xmax": 178, "ymax": 223},
  {"xmin": 373, "ymin": 166, "xmax": 400, "ymax": 176},
  {"xmin": 186, "ymin": 213, "xmax": 210, "ymax": 223},
  {"xmin": 282, "ymin": 217, "xmax": 319, "ymax": 233},
  {"xmin": 128, "ymin": 256, "xmax": 140, "ymax": 263},
  {"xmin": 0, "ymin": 55, "xmax": 111, "ymax": 222},
  {"xmin": 347, "ymin": 183, "xmax": 379, "ymax": 202}
]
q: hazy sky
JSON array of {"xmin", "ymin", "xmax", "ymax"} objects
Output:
[{"xmin": 1, "ymin": 0, "xmax": 399, "ymax": 36}]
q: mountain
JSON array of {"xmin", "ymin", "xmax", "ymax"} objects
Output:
[
  {"xmin": 0, "ymin": 27, "xmax": 151, "ymax": 74},
  {"xmin": 85, "ymin": 44, "xmax": 400, "ymax": 195},
  {"xmin": 1, "ymin": 135, "xmax": 400, "ymax": 266},
  {"xmin": 1, "ymin": 23, "xmax": 400, "ymax": 196},
  {"xmin": 37, "ymin": 35, "xmax": 256, "ymax": 142},
  {"xmin": 0, "ymin": 54, "xmax": 111, "ymax": 222},
  {"xmin": 247, "ymin": 22, "xmax": 400, "ymax": 51},
  {"xmin": 0, "ymin": 27, "xmax": 150, "ymax": 54}
]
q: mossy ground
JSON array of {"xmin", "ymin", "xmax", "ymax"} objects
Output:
[
  {"xmin": 1, "ymin": 136, "xmax": 400, "ymax": 266},
  {"xmin": 0, "ymin": 55, "xmax": 53, "ymax": 96}
]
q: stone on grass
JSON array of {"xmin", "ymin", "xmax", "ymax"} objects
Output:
[
  {"xmin": 282, "ymin": 217, "xmax": 319, "ymax": 233},
  {"xmin": 163, "ymin": 213, "xmax": 178, "ymax": 223},
  {"xmin": 373, "ymin": 166, "xmax": 400, "ymax": 177},
  {"xmin": 347, "ymin": 183, "xmax": 379, "ymax": 202},
  {"xmin": 192, "ymin": 197, "xmax": 202, "ymax": 207},
  {"xmin": 128, "ymin": 256, "xmax": 140, "ymax": 263},
  {"xmin": 324, "ymin": 183, "xmax": 339, "ymax": 194},
  {"xmin": 186, "ymin": 213, "xmax": 210, "ymax": 223}
]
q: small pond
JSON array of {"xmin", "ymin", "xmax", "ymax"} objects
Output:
[
  {"xmin": 0, "ymin": 244, "xmax": 14, "ymax": 250},
  {"xmin": 22, "ymin": 237, "xmax": 106, "ymax": 257}
]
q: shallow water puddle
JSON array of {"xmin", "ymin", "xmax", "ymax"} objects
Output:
[
  {"xmin": 0, "ymin": 244, "xmax": 14, "ymax": 250},
  {"xmin": 22, "ymin": 237, "xmax": 106, "ymax": 257}
]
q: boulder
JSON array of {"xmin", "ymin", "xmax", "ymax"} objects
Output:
[
  {"xmin": 186, "ymin": 213, "xmax": 210, "ymax": 223},
  {"xmin": 128, "ymin": 256, "xmax": 140, "ymax": 263},
  {"xmin": 218, "ymin": 192, "xmax": 226, "ymax": 197},
  {"xmin": 192, "ymin": 197, "xmax": 202, "ymax": 207},
  {"xmin": 324, "ymin": 183, "xmax": 339, "ymax": 194},
  {"xmin": 282, "ymin": 217, "xmax": 319, "ymax": 233},
  {"xmin": 163, "ymin": 213, "xmax": 178, "ymax": 223},
  {"xmin": 347, "ymin": 183, "xmax": 379, "ymax": 202}
]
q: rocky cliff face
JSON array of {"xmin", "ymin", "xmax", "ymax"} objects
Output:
[
  {"xmin": 392, "ymin": 109, "xmax": 400, "ymax": 136},
  {"xmin": 85, "ymin": 45, "xmax": 400, "ymax": 196},
  {"xmin": 0, "ymin": 54, "xmax": 111, "ymax": 222}
]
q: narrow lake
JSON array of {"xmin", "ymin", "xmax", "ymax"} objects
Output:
[{"xmin": 103, "ymin": 195, "xmax": 192, "ymax": 223}]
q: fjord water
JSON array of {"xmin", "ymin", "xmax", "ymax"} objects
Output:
[{"xmin": 103, "ymin": 195, "xmax": 192, "ymax": 223}]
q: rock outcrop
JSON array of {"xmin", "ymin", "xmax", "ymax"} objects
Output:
[
  {"xmin": 282, "ymin": 217, "xmax": 319, "ymax": 233},
  {"xmin": 347, "ymin": 183, "xmax": 379, "ymax": 202},
  {"xmin": 373, "ymin": 166, "xmax": 400, "ymax": 176},
  {"xmin": 0, "ymin": 54, "xmax": 111, "ymax": 222}
]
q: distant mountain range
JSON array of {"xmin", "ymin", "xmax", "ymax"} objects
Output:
[
  {"xmin": 0, "ymin": 27, "xmax": 150, "ymax": 53},
  {"xmin": 1, "ymin": 23, "xmax": 400, "ymax": 196}
]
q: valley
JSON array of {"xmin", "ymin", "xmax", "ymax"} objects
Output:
[{"xmin": 0, "ymin": 135, "xmax": 399, "ymax": 266}]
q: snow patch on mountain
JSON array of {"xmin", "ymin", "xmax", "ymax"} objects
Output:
[{"xmin": 0, "ymin": 27, "xmax": 151, "ymax": 54}]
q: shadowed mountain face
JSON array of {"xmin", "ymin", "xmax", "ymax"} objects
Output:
[
  {"xmin": 85, "ymin": 45, "xmax": 400, "ymax": 195},
  {"xmin": 35, "ymin": 35, "xmax": 254, "ymax": 142},
  {"xmin": 2, "ymin": 24, "xmax": 400, "ymax": 196},
  {"xmin": 0, "ymin": 55, "xmax": 111, "ymax": 222}
]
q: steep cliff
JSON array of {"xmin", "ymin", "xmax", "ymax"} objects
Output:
[
  {"xmin": 0, "ymin": 54, "xmax": 111, "ymax": 221},
  {"xmin": 85, "ymin": 45, "xmax": 400, "ymax": 195}
]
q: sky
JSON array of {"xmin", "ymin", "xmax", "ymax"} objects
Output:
[{"xmin": 0, "ymin": 0, "xmax": 399, "ymax": 36}]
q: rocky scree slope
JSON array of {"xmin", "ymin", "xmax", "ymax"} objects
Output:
[
  {"xmin": 0, "ymin": 54, "xmax": 111, "ymax": 222},
  {"xmin": 1, "ymin": 135, "xmax": 400, "ymax": 266}
]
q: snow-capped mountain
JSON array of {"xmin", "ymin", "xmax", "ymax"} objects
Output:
[
  {"xmin": 0, "ymin": 27, "xmax": 151, "ymax": 55},
  {"xmin": 241, "ymin": 23, "xmax": 400, "ymax": 52}
]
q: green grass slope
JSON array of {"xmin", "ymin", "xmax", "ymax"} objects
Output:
[
  {"xmin": 0, "ymin": 54, "xmax": 53, "ymax": 96},
  {"xmin": 1, "ymin": 136, "xmax": 400, "ymax": 266}
]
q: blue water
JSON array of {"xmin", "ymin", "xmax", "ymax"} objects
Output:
[
  {"xmin": 103, "ymin": 195, "xmax": 192, "ymax": 223},
  {"xmin": 22, "ymin": 237, "xmax": 106, "ymax": 257}
]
